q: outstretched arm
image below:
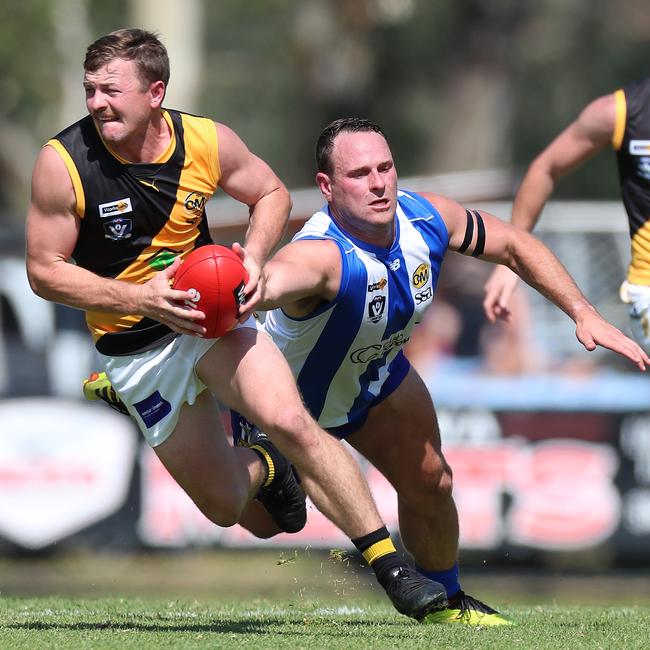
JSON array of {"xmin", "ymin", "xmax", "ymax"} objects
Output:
[
  {"xmin": 256, "ymin": 239, "xmax": 342, "ymax": 316},
  {"xmin": 484, "ymin": 92, "xmax": 618, "ymax": 322},
  {"xmin": 25, "ymin": 145, "xmax": 206, "ymax": 336},
  {"xmin": 424, "ymin": 192, "xmax": 649, "ymax": 371}
]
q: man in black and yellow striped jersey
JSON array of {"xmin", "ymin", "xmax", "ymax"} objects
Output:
[
  {"xmin": 484, "ymin": 78, "xmax": 650, "ymax": 350},
  {"xmin": 26, "ymin": 28, "xmax": 448, "ymax": 621}
]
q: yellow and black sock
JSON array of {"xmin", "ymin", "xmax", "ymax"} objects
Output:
[
  {"xmin": 247, "ymin": 439, "xmax": 287, "ymax": 489},
  {"xmin": 352, "ymin": 526, "xmax": 403, "ymax": 588}
]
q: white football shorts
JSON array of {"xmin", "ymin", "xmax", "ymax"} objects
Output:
[
  {"xmin": 99, "ymin": 317, "xmax": 257, "ymax": 447},
  {"xmin": 620, "ymin": 281, "xmax": 650, "ymax": 353}
]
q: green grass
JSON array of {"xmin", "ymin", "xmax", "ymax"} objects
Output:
[
  {"xmin": 2, "ymin": 597, "xmax": 650, "ymax": 649},
  {"xmin": 2, "ymin": 551, "xmax": 650, "ymax": 648}
]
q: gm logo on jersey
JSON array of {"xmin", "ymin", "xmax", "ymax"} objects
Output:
[
  {"xmin": 630, "ymin": 141, "xmax": 650, "ymax": 155},
  {"xmin": 184, "ymin": 191, "xmax": 207, "ymax": 215},
  {"xmin": 99, "ymin": 197, "xmax": 133, "ymax": 218},
  {"xmin": 412, "ymin": 263, "xmax": 430, "ymax": 288}
]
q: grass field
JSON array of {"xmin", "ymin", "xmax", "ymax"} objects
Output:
[
  {"xmin": 3, "ymin": 598, "xmax": 650, "ymax": 649},
  {"xmin": 2, "ymin": 551, "xmax": 650, "ymax": 648}
]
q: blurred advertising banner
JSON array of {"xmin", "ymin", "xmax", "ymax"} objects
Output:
[
  {"xmin": 138, "ymin": 407, "xmax": 650, "ymax": 559},
  {"xmin": 0, "ymin": 399, "xmax": 137, "ymax": 550},
  {"xmin": 2, "ymin": 397, "xmax": 650, "ymax": 563}
]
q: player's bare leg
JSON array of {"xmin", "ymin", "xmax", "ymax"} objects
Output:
[
  {"xmin": 85, "ymin": 358, "xmax": 306, "ymax": 534},
  {"xmin": 198, "ymin": 327, "xmax": 449, "ymax": 620},
  {"xmin": 348, "ymin": 367, "xmax": 458, "ymax": 569},
  {"xmin": 348, "ymin": 367, "xmax": 511, "ymax": 626},
  {"xmin": 238, "ymin": 499, "xmax": 281, "ymax": 538},
  {"xmin": 154, "ymin": 389, "xmax": 263, "ymax": 527},
  {"xmin": 198, "ymin": 326, "xmax": 384, "ymax": 538}
]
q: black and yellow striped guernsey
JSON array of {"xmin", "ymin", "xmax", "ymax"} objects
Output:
[
  {"xmin": 47, "ymin": 109, "xmax": 220, "ymax": 355},
  {"xmin": 613, "ymin": 78, "xmax": 650, "ymax": 285}
]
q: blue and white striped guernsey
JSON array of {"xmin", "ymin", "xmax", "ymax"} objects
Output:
[{"xmin": 262, "ymin": 190, "xmax": 449, "ymax": 433}]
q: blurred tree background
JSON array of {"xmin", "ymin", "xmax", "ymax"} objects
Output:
[{"xmin": 1, "ymin": 0, "xmax": 649, "ymax": 228}]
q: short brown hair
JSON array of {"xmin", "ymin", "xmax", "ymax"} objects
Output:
[
  {"xmin": 316, "ymin": 118, "xmax": 387, "ymax": 175},
  {"xmin": 84, "ymin": 28, "xmax": 170, "ymax": 89}
]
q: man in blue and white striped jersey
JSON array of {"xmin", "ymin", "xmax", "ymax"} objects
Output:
[{"xmin": 244, "ymin": 117, "xmax": 649, "ymax": 625}]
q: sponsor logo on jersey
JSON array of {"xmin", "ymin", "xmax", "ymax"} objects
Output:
[
  {"xmin": 139, "ymin": 178, "xmax": 160, "ymax": 191},
  {"xmin": 415, "ymin": 286, "xmax": 433, "ymax": 304},
  {"xmin": 388, "ymin": 259, "xmax": 401, "ymax": 271},
  {"xmin": 103, "ymin": 217, "xmax": 132, "ymax": 240},
  {"xmin": 367, "ymin": 278, "xmax": 387, "ymax": 292},
  {"xmin": 147, "ymin": 248, "xmax": 180, "ymax": 271},
  {"xmin": 98, "ymin": 197, "xmax": 133, "ymax": 218},
  {"xmin": 133, "ymin": 390, "xmax": 172, "ymax": 428},
  {"xmin": 350, "ymin": 330, "xmax": 410, "ymax": 364},
  {"xmin": 184, "ymin": 191, "xmax": 207, "ymax": 223},
  {"xmin": 412, "ymin": 263, "xmax": 430, "ymax": 288},
  {"xmin": 636, "ymin": 157, "xmax": 650, "ymax": 180},
  {"xmin": 630, "ymin": 140, "xmax": 650, "ymax": 155},
  {"xmin": 368, "ymin": 295, "xmax": 386, "ymax": 322}
]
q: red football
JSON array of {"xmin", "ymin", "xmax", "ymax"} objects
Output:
[{"xmin": 173, "ymin": 245, "xmax": 249, "ymax": 338}]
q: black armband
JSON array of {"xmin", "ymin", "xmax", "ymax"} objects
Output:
[
  {"xmin": 471, "ymin": 210, "xmax": 486, "ymax": 257},
  {"xmin": 457, "ymin": 210, "xmax": 474, "ymax": 253},
  {"xmin": 457, "ymin": 209, "xmax": 486, "ymax": 257}
]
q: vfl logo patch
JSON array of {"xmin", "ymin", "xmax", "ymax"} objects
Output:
[
  {"xmin": 412, "ymin": 263, "xmax": 430, "ymax": 288},
  {"xmin": 99, "ymin": 197, "xmax": 133, "ymax": 218},
  {"xmin": 637, "ymin": 157, "xmax": 650, "ymax": 180},
  {"xmin": 103, "ymin": 217, "xmax": 132, "ymax": 240},
  {"xmin": 630, "ymin": 140, "xmax": 650, "ymax": 155},
  {"xmin": 133, "ymin": 391, "xmax": 171, "ymax": 428},
  {"xmin": 367, "ymin": 278, "xmax": 387, "ymax": 292},
  {"xmin": 368, "ymin": 295, "xmax": 386, "ymax": 322}
]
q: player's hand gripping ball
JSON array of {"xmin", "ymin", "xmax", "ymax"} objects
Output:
[{"xmin": 173, "ymin": 245, "xmax": 249, "ymax": 338}]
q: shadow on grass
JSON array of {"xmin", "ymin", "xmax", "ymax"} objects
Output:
[{"xmin": 4, "ymin": 616, "xmax": 410, "ymax": 635}]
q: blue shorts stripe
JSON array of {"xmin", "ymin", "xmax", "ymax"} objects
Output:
[{"xmin": 328, "ymin": 351, "xmax": 411, "ymax": 439}]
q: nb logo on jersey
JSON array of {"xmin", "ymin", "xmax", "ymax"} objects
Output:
[
  {"xmin": 388, "ymin": 259, "xmax": 401, "ymax": 271},
  {"xmin": 368, "ymin": 295, "xmax": 386, "ymax": 322},
  {"xmin": 103, "ymin": 217, "xmax": 132, "ymax": 240}
]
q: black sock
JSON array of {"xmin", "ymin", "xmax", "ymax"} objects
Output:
[{"xmin": 352, "ymin": 526, "xmax": 403, "ymax": 588}]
